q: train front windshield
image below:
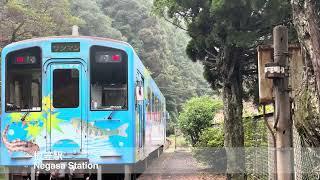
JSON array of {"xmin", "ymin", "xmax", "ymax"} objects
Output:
[
  {"xmin": 90, "ymin": 46, "xmax": 128, "ymax": 110},
  {"xmin": 4, "ymin": 45, "xmax": 128, "ymax": 112},
  {"xmin": 5, "ymin": 47, "xmax": 42, "ymax": 112}
]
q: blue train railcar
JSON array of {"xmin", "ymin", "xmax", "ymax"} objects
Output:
[{"xmin": 0, "ymin": 36, "xmax": 166, "ymax": 175}]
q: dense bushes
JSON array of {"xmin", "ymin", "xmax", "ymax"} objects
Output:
[
  {"xmin": 196, "ymin": 127, "xmax": 224, "ymax": 148},
  {"xmin": 178, "ymin": 96, "xmax": 223, "ymax": 146}
]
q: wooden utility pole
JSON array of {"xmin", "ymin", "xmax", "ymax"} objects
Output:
[
  {"xmin": 273, "ymin": 25, "xmax": 293, "ymax": 180},
  {"xmin": 259, "ymin": 25, "xmax": 295, "ymax": 180}
]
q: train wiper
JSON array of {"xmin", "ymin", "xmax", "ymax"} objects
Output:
[
  {"xmin": 107, "ymin": 103, "xmax": 126, "ymax": 120},
  {"xmin": 21, "ymin": 111, "xmax": 31, "ymax": 122},
  {"xmin": 6, "ymin": 104, "xmax": 31, "ymax": 122},
  {"xmin": 107, "ymin": 111, "xmax": 115, "ymax": 120}
]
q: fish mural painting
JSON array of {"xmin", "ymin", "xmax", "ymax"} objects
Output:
[
  {"xmin": 1, "ymin": 95, "xmax": 129, "ymax": 159},
  {"xmin": 2, "ymin": 125, "xmax": 40, "ymax": 155},
  {"xmin": 71, "ymin": 119, "xmax": 128, "ymax": 139}
]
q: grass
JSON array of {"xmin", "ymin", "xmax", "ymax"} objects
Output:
[{"xmin": 168, "ymin": 134, "xmax": 190, "ymax": 148}]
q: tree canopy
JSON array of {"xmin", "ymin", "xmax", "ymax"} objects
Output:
[
  {"xmin": 0, "ymin": 0, "xmax": 80, "ymax": 46},
  {"xmin": 154, "ymin": 0, "xmax": 293, "ymax": 98},
  {"xmin": 0, "ymin": 0, "xmax": 212, "ymax": 125}
]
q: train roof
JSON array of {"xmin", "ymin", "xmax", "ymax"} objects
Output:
[{"xmin": 3, "ymin": 36, "xmax": 131, "ymax": 49}]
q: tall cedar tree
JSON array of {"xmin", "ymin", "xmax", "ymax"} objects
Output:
[
  {"xmin": 153, "ymin": 0, "xmax": 292, "ymax": 179},
  {"xmin": 291, "ymin": 0, "xmax": 320, "ymax": 147},
  {"xmin": 291, "ymin": 1, "xmax": 320, "ymax": 96}
]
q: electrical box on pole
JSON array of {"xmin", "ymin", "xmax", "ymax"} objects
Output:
[
  {"xmin": 258, "ymin": 45, "xmax": 302, "ymax": 104},
  {"xmin": 257, "ymin": 45, "xmax": 274, "ymax": 104}
]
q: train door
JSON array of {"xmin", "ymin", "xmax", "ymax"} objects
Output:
[
  {"xmin": 136, "ymin": 72, "xmax": 145, "ymax": 153},
  {"xmin": 45, "ymin": 62, "xmax": 87, "ymax": 154}
]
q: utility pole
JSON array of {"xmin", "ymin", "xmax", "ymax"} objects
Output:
[
  {"xmin": 260, "ymin": 25, "xmax": 294, "ymax": 180},
  {"xmin": 273, "ymin": 25, "xmax": 293, "ymax": 180}
]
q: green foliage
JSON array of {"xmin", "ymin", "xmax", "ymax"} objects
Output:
[
  {"xmin": 192, "ymin": 103, "xmax": 269, "ymax": 148},
  {"xmin": 178, "ymin": 96, "xmax": 223, "ymax": 146},
  {"xmin": 153, "ymin": 0, "xmax": 294, "ymax": 100},
  {"xmin": 0, "ymin": 0, "xmax": 81, "ymax": 44},
  {"xmin": 168, "ymin": 135, "xmax": 189, "ymax": 147},
  {"xmin": 97, "ymin": 0, "xmax": 213, "ymax": 127},
  {"xmin": 193, "ymin": 105, "xmax": 269, "ymax": 173},
  {"xmin": 193, "ymin": 126, "xmax": 226, "ymax": 172},
  {"xmin": 243, "ymin": 104, "xmax": 268, "ymax": 147},
  {"xmin": 295, "ymin": 87, "xmax": 320, "ymax": 146},
  {"xmin": 243, "ymin": 117, "xmax": 268, "ymax": 147},
  {"xmin": 70, "ymin": 0, "xmax": 123, "ymax": 39},
  {"xmin": 196, "ymin": 127, "xmax": 224, "ymax": 147}
]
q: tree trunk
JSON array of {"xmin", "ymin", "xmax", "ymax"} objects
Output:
[
  {"xmin": 291, "ymin": 0, "xmax": 320, "ymax": 96},
  {"xmin": 222, "ymin": 46, "xmax": 245, "ymax": 180}
]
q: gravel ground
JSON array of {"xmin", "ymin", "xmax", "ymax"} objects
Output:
[{"xmin": 138, "ymin": 148, "xmax": 226, "ymax": 180}]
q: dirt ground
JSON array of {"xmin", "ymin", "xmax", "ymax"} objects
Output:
[{"xmin": 138, "ymin": 147, "xmax": 226, "ymax": 180}]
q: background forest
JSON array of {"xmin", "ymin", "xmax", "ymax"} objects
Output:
[{"xmin": 0, "ymin": 0, "xmax": 212, "ymax": 133}]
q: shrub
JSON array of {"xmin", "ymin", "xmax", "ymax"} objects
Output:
[{"xmin": 178, "ymin": 96, "xmax": 223, "ymax": 146}]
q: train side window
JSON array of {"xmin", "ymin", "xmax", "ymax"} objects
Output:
[
  {"xmin": 5, "ymin": 47, "xmax": 42, "ymax": 112},
  {"xmin": 90, "ymin": 46, "xmax": 128, "ymax": 110},
  {"xmin": 53, "ymin": 69, "xmax": 79, "ymax": 108}
]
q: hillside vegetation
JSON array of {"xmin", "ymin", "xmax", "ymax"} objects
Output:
[{"xmin": 0, "ymin": 0, "xmax": 212, "ymax": 125}]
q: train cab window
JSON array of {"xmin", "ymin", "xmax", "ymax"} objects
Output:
[
  {"xmin": 5, "ymin": 47, "xmax": 41, "ymax": 112},
  {"xmin": 53, "ymin": 69, "xmax": 79, "ymax": 108},
  {"xmin": 90, "ymin": 46, "xmax": 128, "ymax": 110}
]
